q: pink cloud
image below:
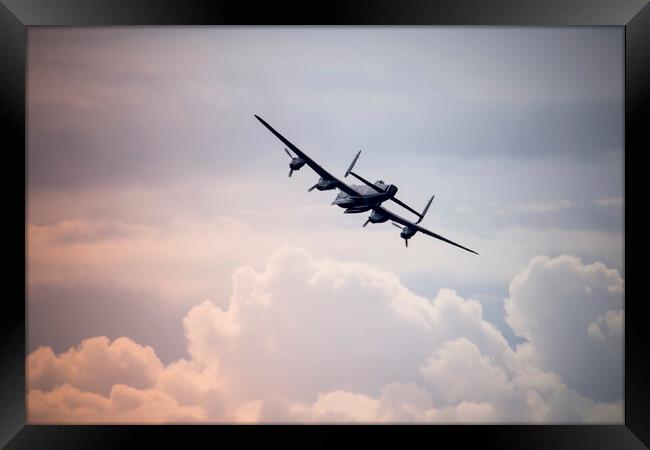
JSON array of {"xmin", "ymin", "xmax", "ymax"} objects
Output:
[{"xmin": 27, "ymin": 248, "xmax": 623, "ymax": 423}]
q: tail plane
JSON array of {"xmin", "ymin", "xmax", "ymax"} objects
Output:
[
  {"xmin": 345, "ymin": 150, "xmax": 362, "ymax": 178},
  {"xmin": 416, "ymin": 195, "xmax": 435, "ymax": 224}
]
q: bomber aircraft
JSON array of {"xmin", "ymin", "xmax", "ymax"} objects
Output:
[{"xmin": 254, "ymin": 115, "xmax": 478, "ymax": 255}]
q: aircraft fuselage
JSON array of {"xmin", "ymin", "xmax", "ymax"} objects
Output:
[{"xmin": 331, "ymin": 182, "xmax": 398, "ymax": 213}]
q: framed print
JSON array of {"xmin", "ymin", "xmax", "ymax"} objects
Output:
[{"xmin": 2, "ymin": 0, "xmax": 649, "ymax": 447}]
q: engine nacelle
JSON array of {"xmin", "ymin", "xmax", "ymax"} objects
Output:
[
  {"xmin": 289, "ymin": 157, "xmax": 306, "ymax": 171},
  {"xmin": 368, "ymin": 210, "xmax": 388, "ymax": 224},
  {"xmin": 315, "ymin": 178, "xmax": 337, "ymax": 191},
  {"xmin": 400, "ymin": 226, "xmax": 417, "ymax": 240}
]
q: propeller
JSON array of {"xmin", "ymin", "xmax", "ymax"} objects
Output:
[
  {"xmin": 390, "ymin": 222, "xmax": 409, "ymax": 247},
  {"xmin": 284, "ymin": 147, "xmax": 292, "ymax": 158},
  {"xmin": 308, "ymin": 184, "xmax": 318, "ymax": 192},
  {"xmin": 289, "ymin": 169, "xmax": 293, "ymax": 178},
  {"xmin": 363, "ymin": 218, "xmax": 370, "ymax": 227}
]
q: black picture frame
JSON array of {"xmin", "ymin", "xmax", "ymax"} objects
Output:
[{"xmin": 2, "ymin": 0, "xmax": 648, "ymax": 448}]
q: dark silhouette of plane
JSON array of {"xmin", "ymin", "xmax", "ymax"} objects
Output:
[{"xmin": 254, "ymin": 115, "xmax": 478, "ymax": 254}]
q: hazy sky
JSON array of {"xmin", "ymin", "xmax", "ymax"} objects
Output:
[{"xmin": 27, "ymin": 27, "xmax": 624, "ymax": 423}]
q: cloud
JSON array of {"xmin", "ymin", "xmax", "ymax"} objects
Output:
[
  {"xmin": 255, "ymin": 382, "xmax": 499, "ymax": 423},
  {"xmin": 594, "ymin": 197, "xmax": 624, "ymax": 207},
  {"xmin": 178, "ymin": 247, "xmax": 522, "ymax": 406},
  {"xmin": 587, "ymin": 310, "xmax": 624, "ymax": 345},
  {"xmin": 28, "ymin": 336, "xmax": 164, "ymax": 396},
  {"xmin": 25, "ymin": 27, "xmax": 624, "ymax": 424},
  {"xmin": 27, "ymin": 247, "xmax": 624, "ymax": 423},
  {"xmin": 28, "ymin": 207, "xmax": 624, "ymax": 311},
  {"xmin": 505, "ymin": 255, "xmax": 624, "ymax": 401},
  {"xmin": 419, "ymin": 338, "xmax": 514, "ymax": 406},
  {"xmin": 153, "ymin": 358, "xmax": 222, "ymax": 406},
  {"xmin": 27, "ymin": 335, "xmax": 226, "ymax": 423},
  {"xmin": 29, "ymin": 219, "xmax": 159, "ymax": 245},
  {"xmin": 521, "ymin": 199, "xmax": 572, "ymax": 213},
  {"xmin": 28, "ymin": 384, "xmax": 205, "ymax": 424},
  {"xmin": 27, "ymin": 28, "xmax": 622, "ymax": 191}
]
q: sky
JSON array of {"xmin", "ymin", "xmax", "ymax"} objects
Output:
[{"xmin": 26, "ymin": 27, "xmax": 624, "ymax": 423}]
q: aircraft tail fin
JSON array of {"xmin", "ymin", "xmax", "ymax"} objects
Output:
[
  {"xmin": 415, "ymin": 195, "xmax": 435, "ymax": 224},
  {"xmin": 345, "ymin": 150, "xmax": 362, "ymax": 178}
]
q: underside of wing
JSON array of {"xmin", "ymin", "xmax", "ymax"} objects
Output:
[
  {"xmin": 414, "ymin": 223, "xmax": 479, "ymax": 255},
  {"xmin": 254, "ymin": 115, "xmax": 358, "ymax": 196},
  {"xmin": 373, "ymin": 205, "xmax": 478, "ymax": 255},
  {"xmin": 373, "ymin": 205, "xmax": 412, "ymax": 228}
]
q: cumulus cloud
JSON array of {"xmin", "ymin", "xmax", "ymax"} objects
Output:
[
  {"xmin": 254, "ymin": 381, "xmax": 500, "ymax": 423},
  {"xmin": 178, "ymin": 248, "xmax": 521, "ymax": 406},
  {"xmin": 27, "ymin": 336, "xmax": 225, "ymax": 423},
  {"xmin": 505, "ymin": 255, "xmax": 624, "ymax": 401},
  {"xmin": 27, "ymin": 248, "xmax": 624, "ymax": 423},
  {"xmin": 420, "ymin": 338, "xmax": 513, "ymax": 406},
  {"xmin": 587, "ymin": 310, "xmax": 624, "ymax": 345},
  {"xmin": 28, "ymin": 384, "xmax": 205, "ymax": 424},
  {"xmin": 28, "ymin": 336, "xmax": 164, "ymax": 395}
]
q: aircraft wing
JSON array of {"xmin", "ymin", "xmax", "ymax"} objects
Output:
[
  {"xmin": 254, "ymin": 115, "xmax": 359, "ymax": 197},
  {"xmin": 374, "ymin": 205, "xmax": 479, "ymax": 255}
]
